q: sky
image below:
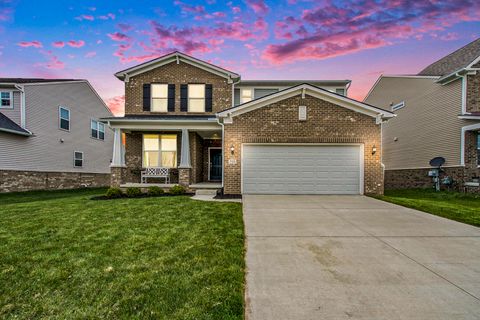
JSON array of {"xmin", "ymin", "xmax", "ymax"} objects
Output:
[{"xmin": 0, "ymin": 0, "xmax": 479, "ymax": 115}]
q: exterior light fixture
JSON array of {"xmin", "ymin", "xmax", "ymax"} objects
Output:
[
  {"xmin": 230, "ymin": 145, "xmax": 235, "ymax": 155},
  {"xmin": 372, "ymin": 145, "xmax": 377, "ymax": 155}
]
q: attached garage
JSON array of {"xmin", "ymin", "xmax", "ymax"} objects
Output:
[{"xmin": 242, "ymin": 144, "xmax": 363, "ymax": 195}]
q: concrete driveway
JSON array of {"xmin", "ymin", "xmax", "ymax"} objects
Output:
[{"xmin": 244, "ymin": 195, "xmax": 480, "ymax": 320}]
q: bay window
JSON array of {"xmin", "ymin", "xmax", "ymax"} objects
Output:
[
  {"xmin": 143, "ymin": 134, "xmax": 177, "ymax": 168},
  {"xmin": 188, "ymin": 84, "xmax": 205, "ymax": 112},
  {"xmin": 151, "ymin": 84, "xmax": 168, "ymax": 112}
]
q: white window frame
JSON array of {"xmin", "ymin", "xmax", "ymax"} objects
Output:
[
  {"xmin": 240, "ymin": 88, "xmax": 253, "ymax": 104},
  {"xmin": 59, "ymin": 106, "xmax": 70, "ymax": 131},
  {"xmin": 90, "ymin": 119, "xmax": 105, "ymax": 140},
  {"xmin": 151, "ymin": 83, "xmax": 169, "ymax": 112},
  {"xmin": 0, "ymin": 91, "xmax": 13, "ymax": 109},
  {"xmin": 142, "ymin": 134, "xmax": 178, "ymax": 168},
  {"xmin": 73, "ymin": 151, "xmax": 83, "ymax": 168},
  {"xmin": 188, "ymin": 84, "xmax": 206, "ymax": 112},
  {"xmin": 391, "ymin": 101, "xmax": 405, "ymax": 112}
]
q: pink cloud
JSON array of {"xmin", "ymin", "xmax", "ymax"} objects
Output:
[
  {"xmin": 36, "ymin": 51, "xmax": 65, "ymax": 70},
  {"xmin": 105, "ymin": 95, "xmax": 125, "ymax": 116},
  {"xmin": 108, "ymin": 32, "xmax": 131, "ymax": 42},
  {"xmin": 52, "ymin": 41, "xmax": 65, "ymax": 48},
  {"xmin": 75, "ymin": 14, "xmax": 94, "ymax": 21},
  {"xmin": 174, "ymin": 1, "xmax": 206, "ymax": 14},
  {"xmin": 117, "ymin": 23, "xmax": 133, "ymax": 32},
  {"xmin": 85, "ymin": 51, "xmax": 97, "ymax": 58},
  {"xmin": 98, "ymin": 13, "xmax": 115, "ymax": 20},
  {"xmin": 0, "ymin": 7, "xmax": 12, "ymax": 21},
  {"xmin": 67, "ymin": 40, "xmax": 85, "ymax": 48},
  {"xmin": 18, "ymin": 41, "xmax": 43, "ymax": 48},
  {"xmin": 245, "ymin": 0, "xmax": 269, "ymax": 15}
]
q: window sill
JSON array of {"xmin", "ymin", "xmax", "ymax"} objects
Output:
[{"xmin": 0, "ymin": 106, "xmax": 13, "ymax": 110}]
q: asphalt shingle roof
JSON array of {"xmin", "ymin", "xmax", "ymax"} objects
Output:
[
  {"xmin": 0, "ymin": 78, "xmax": 82, "ymax": 84},
  {"xmin": 0, "ymin": 112, "xmax": 31, "ymax": 135}
]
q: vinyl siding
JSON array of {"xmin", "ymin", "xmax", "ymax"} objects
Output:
[
  {"xmin": 365, "ymin": 77, "xmax": 468, "ymax": 169},
  {"xmin": 0, "ymin": 82, "xmax": 113, "ymax": 173},
  {"xmin": 0, "ymin": 91, "xmax": 21, "ymax": 125}
]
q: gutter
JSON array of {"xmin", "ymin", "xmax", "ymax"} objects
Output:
[{"xmin": 0, "ymin": 127, "xmax": 32, "ymax": 136}]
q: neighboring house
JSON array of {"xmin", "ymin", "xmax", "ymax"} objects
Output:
[
  {"xmin": 103, "ymin": 52, "xmax": 394, "ymax": 195},
  {"xmin": 365, "ymin": 38, "xmax": 480, "ymax": 191},
  {"xmin": 0, "ymin": 79, "xmax": 114, "ymax": 192}
]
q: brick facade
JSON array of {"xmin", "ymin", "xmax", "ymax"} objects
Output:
[
  {"xmin": 222, "ymin": 94, "xmax": 383, "ymax": 195},
  {"xmin": 0, "ymin": 170, "xmax": 110, "ymax": 193},
  {"xmin": 466, "ymin": 70, "xmax": 480, "ymax": 113},
  {"xmin": 125, "ymin": 61, "xmax": 232, "ymax": 115}
]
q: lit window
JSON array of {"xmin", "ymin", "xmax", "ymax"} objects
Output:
[
  {"xmin": 59, "ymin": 107, "xmax": 70, "ymax": 131},
  {"xmin": 151, "ymin": 84, "xmax": 168, "ymax": 112},
  {"xmin": 188, "ymin": 84, "xmax": 205, "ymax": 112},
  {"xmin": 91, "ymin": 120, "xmax": 105, "ymax": 140},
  {"xmin": 143, "ymin": 134, "xmax": 177, "ymax": 168},
  {"xmin": 241, "ymin": 88, "xmax": 253, "ymax": 103},
  {"xmin": 0, "ymin": 92, "xmax": 12, "ymax": 108},
  {"xmin": 74, "ymin": 151, "xmax": 83, "ymax": 167}
]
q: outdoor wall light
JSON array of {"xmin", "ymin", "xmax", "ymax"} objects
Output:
[
  {"xmin": 372, "ymin": 145, "xmax": 377, "ymax": 155},
  {"xmin": 230, "ymin": 145, "xmax": 235, "ymax": 155}
]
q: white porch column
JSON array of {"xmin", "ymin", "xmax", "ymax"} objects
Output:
[
  {"xmin": 179, "ymin": 128, "xmax": 191, "ymax": 168},
  {"xmin": 111, "ymin": 128, "xmax": 125, "ymax": 167}
]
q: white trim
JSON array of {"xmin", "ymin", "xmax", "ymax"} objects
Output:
[
  {"xmin": 240, "ymin": 143, "xmax": 365, "ymax": 195},
  {"xmin": 58, "ymin": 106, "xmax": 70, "ymax": 132},
  {"xmin": 385, "ymin": 165, "xmax": 465, "ymax": 170},
  {"xmin": 0, "ymin": 90, "xmax": 13, "ymax": 109},
  {"xmin": 459, "ymin": 115, "xmax": 480, "ymax": 120},
  {"xmin": 188, "ymin": 83, "xmax": 206, "ymax": 112},
  {"xmin": 461, "ymin": 75, "xmax": 468, "ymax": 115},
  {"xmin": 466, "ymin": 55, "xmax": 480, "ymax": 69},
  {"xmin": 73, "ymin": 151, "xmax": 84, "ymax": 168},
  {"xmin": 461, "ymin": 123, "xmax": 480, "ymax": 166},
  {"xmin": 208, "ymin": 147, "xmax": 222, "ymax": 181},
  {"xmin": 106, "ymin": 119, "xmax": 221, "ymax": 131},
  {"xmin": 90, "ymin": 119, "xmax": 105, "ymax": 141},
  {"xmin": 0, "ymin": 127, "xmax": 32, "ymax": 136},
  {"xmin": 150, "ymin": 83, "xmax": 169, "ymax": 113},
  {"xmin": 218, "ymin": 84, "xmax": 394, "ymax": 121}
]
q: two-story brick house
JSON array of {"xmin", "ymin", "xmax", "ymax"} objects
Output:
[
  {"xmin": 365, "ymin": 38, "xmax": 480, "ymax": 192},
  {"xmin": 103, "ymin": 52, "xmax": 394, "ymax": 195}
]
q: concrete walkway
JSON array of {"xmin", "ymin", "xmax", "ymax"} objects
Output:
[{"xmin": 244, "ymin": 195, "xmax": 480, "ymax": 320}]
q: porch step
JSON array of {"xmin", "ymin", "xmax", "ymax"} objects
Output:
[{"xmin": 195, "ymin": 189, "xmax": 218, "ymax": 196}]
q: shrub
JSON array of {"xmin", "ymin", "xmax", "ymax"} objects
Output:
[
  {"xmin": 169, "ymin": 185, "xmax": 186, "ymax": 195},
  {"xmin": 105, "ymin": 187, "xmax": 123, "ymax": 198},
  {"xmin": 125, "ymin": 187, "xmax": 142, "ymax": 198},
  {"xmin": 148, "ymin": 186, "xmax": 164, "ymax": 196}
]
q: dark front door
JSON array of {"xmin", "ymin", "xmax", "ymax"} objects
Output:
[{"xmin": 209, "ymin": 148, "xmax": 222, "ymax": 181}]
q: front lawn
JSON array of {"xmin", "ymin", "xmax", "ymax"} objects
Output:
[
  {"xmin": 373, "ymin": 189, "xmax": 480, "ymax": 227},
  {"xmin": 0, "ymin": 188, "xmax": 244, "ymax": 319}
]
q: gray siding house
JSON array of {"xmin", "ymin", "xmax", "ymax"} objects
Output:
[
  {"xmin": 0, "ymin": 79, "xmax": 114, "ymax": 192},
  {"xmin": 365, "ymin": 38, "xmax": 480, "ymax": 192}
]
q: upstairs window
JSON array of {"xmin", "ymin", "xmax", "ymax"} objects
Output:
[
  {"xmin": 59, "ymin": 107, "xmax": 70, "ymax": 131},
  {"xmin": 188, "ymin": 84, "xmax": 205, "ymax": 112},
  {"xmin": 91, "ymin": 120, "xmax": 105, "ymax": 140},
  {"xmin": 74, "ymin": 151, "xmax": 83, "ymax": 167},
  {"xmin": 143, "ymin": 134, "xmax": 177, "ymax": 168},
  {"xmin": 0, "ymin": 91, "xmax": 12, "ymax": 108},
  {"xmin": 241, "ymin": 88, "xmax": 253, "ymax": 104},
  {"xmin": 151, "ymin": 84, "xmax": 168, "ymax": 112}
]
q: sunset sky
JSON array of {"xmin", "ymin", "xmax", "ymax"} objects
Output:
[{"xmin": 1, "ymin": 0, "xmax": 479, "ymax": 115}]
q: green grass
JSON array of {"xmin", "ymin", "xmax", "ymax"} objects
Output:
[
  {"xmin": 0, "ymin": 188, "xmax": 244, "ymax": 319},
  {"xmin": 373, "ymin": 188, "xmax": 480, "ymax": 227}
]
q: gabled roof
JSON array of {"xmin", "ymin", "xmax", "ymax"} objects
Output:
[
  {"xmin": 418, "ymin": 38, "xmax": 480, "ymax": 79},
  {"xmin": 237, "ymin": 79, "xmax": 351, "ymax": 87},
  {"xmin": 115, "ymin": 51, "xmax": 241, "ymax": 82},
  {"xmin": 217, "ymin": 83, "xmax": 395, "ymax": 121},
  {"xmin": 0, "ymin": 113, "xmax": 31, "ymax": 136},
  {"xmin": 0, "ymin": 78, "xmax": 83, "ymax": 84}
]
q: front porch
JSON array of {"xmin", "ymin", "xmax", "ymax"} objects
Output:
[{"xmin": 108, "ymin": 117, "xmax": 224, "ymax": 189}]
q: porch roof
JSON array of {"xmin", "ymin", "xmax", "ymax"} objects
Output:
[{"xmin": 101, "ymin": 115, "xmax": 221, "ymax": 130}]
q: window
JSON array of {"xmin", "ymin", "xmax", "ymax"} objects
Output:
[
  {"xmin": 0, "ymin": 91, "xmax": 12, "ymax": 108},
  {"xmin": 188, "ymin": 84, "xmax": 205, "ymax": 112},
  {"xmin": 91, "ymin": 120, "xmax": 105, "ymax": 140},
  {"xmin": 151, "ymin": 84, "xmax": 168, "ymax": 112},
  {"xmin": 143, "ymin": 134, "xmax": 177, "ymax": 168},
  {"xmin": 59, "ymin": 107, "xmax": 70, "ymax": 131},
  {"xmin": 477, "ymin": 133, "xmax": 480, "ymax": 166},
  {"xmin": 335, "ymin": 88, "xmax": 346, "ymax": 96},
  {"xmin": 391, "ymin": 101, "xmax": 405, "ymax": 112},
  {"xmin": 74, "ymin": 151, "xmax": 83, "ymax": 167},
  {"xmin": 241, "ymin": 88, "xmax": 253, "ymax": 103}
]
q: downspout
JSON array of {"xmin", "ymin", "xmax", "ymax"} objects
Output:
[
  {"xmin": 216, "ymin": 116, "xmax": 225, "ymax": 189},
  {"xmin": 15, "ymin": 84, "xmax": 26, "ymax": 129}
]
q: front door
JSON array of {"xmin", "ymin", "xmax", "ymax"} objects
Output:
[{"xmin": 209, "ymin": 148, "xmax": 222, "ymax": 181}]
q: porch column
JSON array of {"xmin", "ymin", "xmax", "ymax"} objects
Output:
[
  {"xmin": 178, "ymin": 128, "xmax": 191, "ymax": 186},
  {"xmin": 110, "ymin": 128, "xmax": 125, "ymax": 187}
]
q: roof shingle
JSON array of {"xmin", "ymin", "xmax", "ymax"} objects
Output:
[{"xmin": 0, "ymin": 113, "xmax": 31, "ymax": 136}]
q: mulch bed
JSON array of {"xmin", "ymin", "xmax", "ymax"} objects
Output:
[
  {"xmin": 214, "ymin": 194, "xmax": 242, "ymax": 200},
  {"xmin": 91, "ymin": 193, "xmax": 194, "ymax": 200}
]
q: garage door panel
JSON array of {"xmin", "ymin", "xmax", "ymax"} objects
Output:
[{"xmin": 242, "ymin": 145, "xmax": 362, "ymax": 195}]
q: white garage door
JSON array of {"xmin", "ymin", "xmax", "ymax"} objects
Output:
[{"xmin": 242, "ymin": 145, "xmax": 362, "ymax": 195}]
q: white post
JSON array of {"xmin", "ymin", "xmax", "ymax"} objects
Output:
[
  {"xmin": 179, "ymin": 128, "xmax": 191, "ymax": 168},
  {"xmin": 111, "ymin": 128, "xmax": 125, "ymax": 167}
]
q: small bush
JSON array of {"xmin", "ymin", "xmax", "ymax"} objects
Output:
[
  {"xmin": 125, "ymin": 187, "xmax": 142, "ymax": 198},
  {"xmin": 169, "ymin": 185, "xmax": 186, "ymax": 195},
  {"xmin": 105, "ymin": 187, "xmax": 123, "ymax": 198},
  {"xmin": 148, "ymin": 186, "xmax": 164, "ymax": 196}
]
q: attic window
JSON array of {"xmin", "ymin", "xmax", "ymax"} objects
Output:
[{"xmin": 391, "ymin": 101, "xmax": 405, "ymax": 111}]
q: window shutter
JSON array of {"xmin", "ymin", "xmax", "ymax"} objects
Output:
[
  {"xmin": 168, "ymin": 84, "xmax": 175, "ymax": 112},
  {"xmin": 143, "ymin": 84, "xmax": 151, "ymax": 111},
  {"xmin": 180, "ymin": 84, "xmax": 188, "ymax": 112},
  {"xmin": 205, "ymin": 84, "xmax": 213, "ymax": 112}
]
